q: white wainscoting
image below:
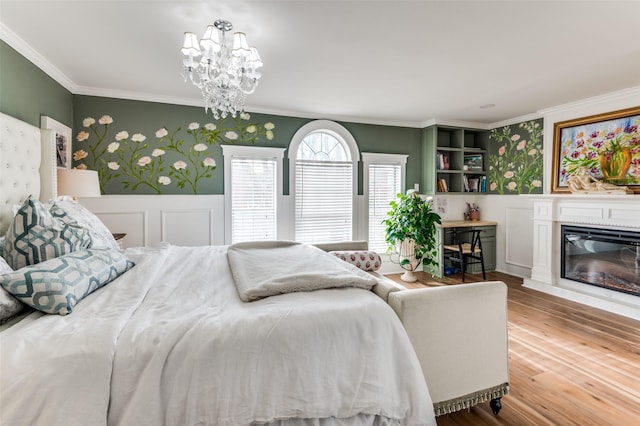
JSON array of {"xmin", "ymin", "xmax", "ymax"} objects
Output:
[
  {"xmin": 80, "ymin": 194, "xmax": 535, "ymax": 278},
  {"xmin": 80, "ymin": 195, "xmax": 225, "ymax": 248},
  {"xmin": 505, "ymin": 207, "xmax": 533, "ymax": 269}
]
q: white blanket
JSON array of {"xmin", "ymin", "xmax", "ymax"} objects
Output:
[
  {"xmin": 0, "ymin": 244, "xmax": 435, "ymax": 426},
  {"xmin": 228, "ymin": 241, "xmax": 377, "ymax": 302}
]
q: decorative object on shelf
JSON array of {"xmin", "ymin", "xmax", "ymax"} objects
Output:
[
  {"xmin": 566, "ymin": 166, "xmax": 632, "ymax": 194},
  {"xmin": 384, "ymin": 192, "xmax": 441, "ymax": 282},
  {"xmin": 436, "ymin": 152, "xmax": 450, "ymax": 170},
  {"xmin": 488, "ymin": 119, "xmax": 544, "ymax": 194},
  {"xmin": 57, "ymin": 169, "xmax": 101, "ymax": 200},
  {"xmin": 463, "ymin": 154, "xmax": 483, "ymax": 172},
  {"xmin": 181, "ymin": 19, "xmax": 263, "ymax": 119},
  {"xmin": 552, "ymin": 106, "xmax": 640, "ymax": 194},
  {"xmin": 465, "ymin": 202, "xmax": 480, "ymax": 221}
]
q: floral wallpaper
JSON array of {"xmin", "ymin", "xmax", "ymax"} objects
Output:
[
  {"xmin": 73, "ymin": 113, "xmax": 274, "ymax": 194},
  {"xmin": 488, "ymin": 119, "xmax": 544, "ymax": 194}
]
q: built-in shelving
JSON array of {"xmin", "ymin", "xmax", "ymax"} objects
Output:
[{"xmin": 422, "ymin": 125, "xmax": 489, "ymax": 194}]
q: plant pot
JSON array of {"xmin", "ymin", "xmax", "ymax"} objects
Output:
[
  {"xmin": 401, "ymin": 270, "xmax": 418, "ymax": 282},
  {"xmin": 469, "ymin": 210, "xmax": 480, "ymax": 221},
  {"xmin": 398, "ymin": 239, "xmax": 421, "ymax": 271},
  {"xmin": 599, "ymin": 148, "xmax": 631, "ymax": 180}
]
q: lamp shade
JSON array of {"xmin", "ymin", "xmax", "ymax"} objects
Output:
[{"xmin": 57, "ymin": 169, "xmax": 101, "ymax": 198}]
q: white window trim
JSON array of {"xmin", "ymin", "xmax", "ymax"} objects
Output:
[
  {"xmin": 362, "ymin": 152, "xmax": 407, "ymax": 252},
  {"xmin": 288, "ymin": 120, "xmax": 359, "ymax": 241},
  {"xmin": 222, "ymin": 145, "xmax": 286, "ymax": 244}
]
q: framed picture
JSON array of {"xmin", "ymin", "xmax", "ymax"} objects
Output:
[
  {"xmin": 41, "ymin": 116, "xmax": 72, "ymax": 169},
  {"xmin": 463, "ymin": 154, "xmax": 483, "ymax": 172},
  {"xmin": 552, "ymin": 106, "xmax": 640, "ymax": 194}
]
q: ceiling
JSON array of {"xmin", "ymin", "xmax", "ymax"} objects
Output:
[{"xmin": 1, "ymin": 0, "xmax": 640, "ymax": 128}]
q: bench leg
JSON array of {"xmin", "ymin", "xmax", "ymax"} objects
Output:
[{"xmin": 490, "ymin": 397, "xmax": 502, "ymax": 415}]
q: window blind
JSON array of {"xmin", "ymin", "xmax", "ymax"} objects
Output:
[
  {"xmin": 368, "ymin": 163, "xmax": 402, "ymax": 253},
  {"xmin": 231, "ymin": 157, "xmax": 277, "ymax": 243},
  {"xmin": 295, "ymin": 160, "xmax": 352, "ymax": 243}
]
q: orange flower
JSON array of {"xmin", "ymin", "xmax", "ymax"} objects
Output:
[{"xmin": 576, "ymin": 131, "xmax": 584, "ymax": 138}]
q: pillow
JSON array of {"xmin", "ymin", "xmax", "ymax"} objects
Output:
[
  {"xmin": 329, "ymin": 250, "xmax": 382, "ymax": 271},
  {"xmin": 0, "ymin": 249, "xmax": 135, "ymax": 315},
  {"xmin": 3, "ymin": 196, "xmax": 92, "ymax": 270},
  {"xmin": 0, "ymin": 257, "xmax": 25, "ymax": 323},
  {"xmin": 50, "ymin": 197, "xmax": 119, "ymax": 250}
]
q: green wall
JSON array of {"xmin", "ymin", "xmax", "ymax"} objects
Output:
[
  {"xmin": 0, "ymin": 41, "xmax": 73, "ymax": 128},
  {"xmin": 72, "ymin": 95, "xmax": 423, "ymax": 195}
]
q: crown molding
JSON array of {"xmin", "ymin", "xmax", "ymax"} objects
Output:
[
  {"xmin": 73, "ymin": 85, "xmax": 207, "ymax": 109},
  {"xmin": 419, "ymin": 118, "xmax": 491, "ymax": 130},
  {"xmin": 488, "ymin": 112, "xmax": 543, "ymax": 129},
  {"xmin": 538, "ymin": 85, "xmax": 640, "ymax": 116},
  {"xmin": 0, "ymin": 23, "xmax": 77, "ymax": 93}
]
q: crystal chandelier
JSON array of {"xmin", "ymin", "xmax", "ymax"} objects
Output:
[{"xmin": 181, "ymin": 19, "xmax": 263, "ymax": 119}]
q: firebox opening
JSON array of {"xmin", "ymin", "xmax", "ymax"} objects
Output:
[{"xmin": 561, "ymin": 225, "xmax": 640, "ymax": 297}]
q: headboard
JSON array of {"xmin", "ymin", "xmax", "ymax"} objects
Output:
[{"xmin": 0, "ymin": 112, "xmax": 57, "ymax": 235}]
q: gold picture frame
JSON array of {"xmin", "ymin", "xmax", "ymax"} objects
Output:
[{"xmin": 551, "ymin": 106, "xmax": 640, "ymax": 194}]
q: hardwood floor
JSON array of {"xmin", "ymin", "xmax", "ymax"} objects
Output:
[{"xmin": 385, "ymin": 271, "xmax": 640, "ymax": 425}]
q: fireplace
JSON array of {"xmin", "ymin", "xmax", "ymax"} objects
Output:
[{"xmin": 561, "ymin": 225, "xmax": 640, "ymax": 297}]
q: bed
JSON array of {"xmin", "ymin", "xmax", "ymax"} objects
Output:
[{"xmin": 0, "ymin": 112, "xmax": 509, "ymax": 425}]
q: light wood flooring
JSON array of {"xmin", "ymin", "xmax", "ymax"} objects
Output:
[{"xmin": 385, "ymin": 271, "xmax": 640, "ymax": 425}]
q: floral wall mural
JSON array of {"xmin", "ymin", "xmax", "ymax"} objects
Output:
[
  {"xmin": 487, "ymin": 119, "xmax": 544, "ymax": 194},
  {"xmin": 73, "ymin": 113, "xmax": 274, "ymax": 194}
]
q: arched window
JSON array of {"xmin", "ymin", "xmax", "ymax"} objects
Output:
[{"xmin": 289, "ymin": 121, "xmax": 359, "ymax": 243}]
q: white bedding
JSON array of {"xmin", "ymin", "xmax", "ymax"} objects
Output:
[
  {"xmin": 227, "ymin": 240, "xmax": 377, "ymax": 301},
  {"xmin": 0, "ymin": 244, "xmax": 435, "ymax": 426}
]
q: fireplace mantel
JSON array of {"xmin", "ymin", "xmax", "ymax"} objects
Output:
[{"xmin": 522, "ymin": 194, "xmax": 640, "ymax": 320}]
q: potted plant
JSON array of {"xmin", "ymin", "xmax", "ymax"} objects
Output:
[
  {"xmin": 466, "ymin": 202, "xmax": 480, "ymax": 221},
  {"xmin": 384, "ymin": 191, "xmax": 442, "ymax": 282}
]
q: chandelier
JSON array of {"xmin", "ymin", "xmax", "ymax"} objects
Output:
[{"xmin": 181, "ymin": 19, "xmax": 263, "ymax": 119}]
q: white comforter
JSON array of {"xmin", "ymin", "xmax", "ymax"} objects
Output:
[{"xmin": 0, "ymin": 244, "xmax": 435, "ymax": 426}]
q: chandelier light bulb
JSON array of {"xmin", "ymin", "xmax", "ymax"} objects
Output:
[{"xmin": 181, "ymin": 19, "xmax": 262, "ymax": 118}]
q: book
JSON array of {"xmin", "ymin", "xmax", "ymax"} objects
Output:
[{"xmin": 468, "ymin": 178, "xmax": 479, "ymax": 192}]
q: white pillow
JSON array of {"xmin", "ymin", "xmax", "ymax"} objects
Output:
[
  {"xmin": 0, "ymin": 257, "xmax": 24, "ymax": 323},
  {"xmin": 51, "ymin": 198, "xmax": 119, "ymax": 250}
]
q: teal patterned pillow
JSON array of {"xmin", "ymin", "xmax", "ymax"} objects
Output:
[
  {"xmin": 0, "ymin": 249, "xmax": 135, "ymax": 315},
  {"xmin": 3, "ymin": 196, "xmax": 92, "ymax": 270}
]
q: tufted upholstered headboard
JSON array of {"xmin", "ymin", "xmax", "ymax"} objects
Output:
[{"xmin": 0, "ymin": 112, "xmax": 57, "ymax": 235}]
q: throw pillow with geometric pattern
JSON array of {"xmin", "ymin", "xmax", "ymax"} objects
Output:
[
  {"xmin": 2, "ymin": 196, "xmax": 92, "ymax": 270},
  {"xmin": 0, "ymin": 256, "xmax": 25, "ymax": 323},
  {"xmin": 50, "ymin": 198, "xmax": 119, "ymax": 250},
  {"xmin": 0, "ymin": 248, "xmax": 135, "ymax": 315}
]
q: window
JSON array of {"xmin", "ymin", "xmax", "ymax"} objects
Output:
[
  {"xmin": 222, "ymin": 145, "xmax": 285, "ymax": 244},
  {"xmin": 289, "ymin": 121, "xmax": 359, "ymax": 244},
  {"xmin": 362, "ymin": 153, "xmax": 407, "ymax": 253}
]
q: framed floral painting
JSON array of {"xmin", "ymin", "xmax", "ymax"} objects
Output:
[{"xmin": 552, "ymin": 106, "xmax": 640, "ymax": 194}]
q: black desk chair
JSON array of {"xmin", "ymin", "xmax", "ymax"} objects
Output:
[{"xmin": 443, "ymin": 229, "xmax": 486, "ymax": 282}]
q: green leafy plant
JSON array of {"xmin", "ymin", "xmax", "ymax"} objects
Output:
[{"xmin": 384, "ymin": 192, "xmax": 441, "ymax": 276}]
